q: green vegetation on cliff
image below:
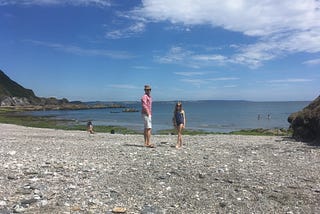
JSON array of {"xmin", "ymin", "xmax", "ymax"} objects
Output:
[
  {"xmin": 0, "ymin": 69, "xmax": 106, "ymax": 110},
  {"xmin": 0, "ymin": 70, "xmax": 37, "ymax": 99}
]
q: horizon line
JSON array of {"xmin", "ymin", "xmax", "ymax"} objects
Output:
[{"xmin": 83, "ymin": 99, "xmax": 312, "ymax": 103}]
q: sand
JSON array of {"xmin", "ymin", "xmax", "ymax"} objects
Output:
[{"xmin": 0, "ymin": 123, "xmax": 319, "ymax": 213}]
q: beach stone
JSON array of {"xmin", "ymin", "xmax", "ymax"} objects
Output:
[
  {"xmin": 7, "ymin": 175, "xmax": 17, "ymax": 180},
  {"xmin": 0, "ymin": 201, "xmax": 7, "ymax": 206},
  {"xmin": 141, "ymin": 205, "xmax": 164, "ymax": 214},
  {"xmin": 198, "ymin": 172, "xmax": 206, "ymax": 179},
  {"xmin": 71, "ymin": 206, "xmax": 81, "ymax": 211},
  {"xmin": 219, "ymin": 202, "xmax": 227, "ymax": 208},
  {"xmin": 13, "ymin": 205, "xmax": 25, "ymax": 213},
  {"xmin": 33, "ymin": 195, "xmax": 41, "ymax": 200},
  {"xmin": 7, "ymin": 151, "xmax": 16, "ymax": 156},
  {"xmin": 0, "ymin": 124, "xmax": 319, "ymax": 213},
  {"xmin": 40, "ymin": 199, "xmax": 48, "ymax": 206},
  {"xmin": 20, "ymin": 198, "xmax": 38, "ymax": 206},
  {"xmin": 0, "ymin": 208, "xmax": 10, "ymax": 214}
]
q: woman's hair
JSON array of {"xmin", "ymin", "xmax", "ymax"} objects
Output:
[{"xmin": 174, "ymin": 102, "xmax": 182, "ymax": 113}]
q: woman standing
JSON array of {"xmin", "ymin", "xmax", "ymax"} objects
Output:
[{"xmin": 173, "ymin": 102, "xmax": 186, "ymax": 149}]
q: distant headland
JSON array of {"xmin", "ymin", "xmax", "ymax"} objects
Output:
[{"xmin": 0, "ymin": 69, "xmax": 106, "ymax": 111}]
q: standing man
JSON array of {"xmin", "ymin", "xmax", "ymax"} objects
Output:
[{"xmin": 141, "ymin": 85, "xmax": 154, "ymax": 148}]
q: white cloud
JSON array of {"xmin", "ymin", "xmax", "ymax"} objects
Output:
[
  {"xmin": 192, "ymin": 54, "xmax": 227, "ymax": 63},
  {"xmin": 174, "ymin": 71, "xmax": 206, "ymax": 77},
  {"xmin": 108, "ymin": 84, "xmax": 139, "ymax": 89},
  {"xmin": 223, "ymin": 85, "xmax": 237, "ymax": 88},
  {"xmin": 233, "ymin": 29, "xmax": 320, "ymax": 67},
  {"xmin": 156, "ymin": 46, "xmax": 192, "ymax": 63},
  {"xmin": 27, "ymin": 40, "xmax": 134, "ymax": 59},
  {"xmin": 180, "ymin": 75, "xmax": 239, "ymax": 87},
  {"xmin": 132, "ymin": 66, "xmax": 152, "ymax": 70},
  {"xmin": 303, "ymin": 58, "xmax": 320, "ymax": 65},
  {"xmin": 156, "ymin": 46, "xmax": 229, "ymax": 68},
  {"xmin": 180, "ymin": 78, "xmax": 207, "ymax": 86},
  {"xmin": 136, "ymin": 0, "xmax": 320, "ymax": 67},
  {"xmin": 105, "ymin": 22, "xmax": 146, "ymax": 39},
  {"xmin": 209, "ymin": 77, "xmax": 239, "ymax": 81},
  {"xmin": 0, "ymin": 0, "xmax": 111, "ymax": 7},
  {"xmin": 268, "ymin": 78, "xmax": 313, "ymax": 83},
  {"xmin": 138, "ymin": 0, "xmax": 319, "ymax": 36}
]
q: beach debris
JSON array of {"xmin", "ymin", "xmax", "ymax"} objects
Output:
[
  {"xmin": 71, "ymin": 206, "xmax": 81, "ymax": 211},
  {"xmin": 112, "ymin": 206, "xmax": 127, "ymax": 213}
]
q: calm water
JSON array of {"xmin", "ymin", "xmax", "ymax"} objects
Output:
[{"xmin": 24, "ymin": 100, "xmax": 309, "ymax": 133}]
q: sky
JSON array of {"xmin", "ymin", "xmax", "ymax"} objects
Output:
[{"xmin": 0, "ymin": 0, "xmax": 319, "ymax": 102}]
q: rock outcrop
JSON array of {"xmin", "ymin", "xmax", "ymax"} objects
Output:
[
  {"xmin": 288, "ymin": 96, "xmax": 320, "ymax": 143},
  {"xmin": 0, "ymin": 97, "xmax": 31, "ymax": 106},
  {"xmin": 0, "ymin": 69, "xmax": 41, "ymax": 106},
  {"xmin": 0, "ymin": 70, "xmax": 37, "ymax": 98}
]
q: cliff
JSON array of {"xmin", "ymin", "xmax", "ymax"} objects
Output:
[
  {"xmin": 0, "ymin": 70, "xmax": 104, "ymax": 110},
  {"xmin": 0, "ymin": 70, "xmax": 41, "ymax": 106}
]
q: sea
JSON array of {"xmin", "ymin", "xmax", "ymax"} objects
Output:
[{"xmin": 22, "ymin": 100, "xmax": 310, "ymax": 133}]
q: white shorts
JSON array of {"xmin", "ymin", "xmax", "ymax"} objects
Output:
[{"xmin": 142, "ymin": 114, "xmax": 152, "ymax": 129}]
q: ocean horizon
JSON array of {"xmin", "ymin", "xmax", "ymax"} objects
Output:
[{"xmin": 22, "ymin": 100, "xmax": 310, "ymax": 133}]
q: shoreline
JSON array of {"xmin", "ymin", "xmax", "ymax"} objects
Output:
[
  {"xmin": 0, "ymin": 123, "xmax": 319, "ymax": 213},
  {"xmin": 0, "ymin": 108, "xmax": 291, "ymax": 136},
  {"xmin": 1, "ymin": 100, "xmax": 301, "ymax": 135}
]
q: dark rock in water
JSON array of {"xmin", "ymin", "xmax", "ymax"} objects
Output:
[
  {"xmin": 122, "ymin": 108, "xmax": 139, "ymax": 113},
  {"xmin": 288, "ymin": 96, "xmax": 320, "ymax": 143}
]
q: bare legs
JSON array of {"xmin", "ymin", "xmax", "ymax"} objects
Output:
[
  {"xmin": 176, "ymin": 124, "xmax": 184, "ymax": 149},
  {"xmin": 144, "ymin": 128, "xmax": 152, "ymax": 147},
  {"xmin": 87, "ymin": 125, "xmax": 94, "ymax": 134}
]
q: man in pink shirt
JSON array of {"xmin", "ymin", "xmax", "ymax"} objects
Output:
[{"xmin": 141, "ymin": 85, "xmax": 154, "ymax": 148}]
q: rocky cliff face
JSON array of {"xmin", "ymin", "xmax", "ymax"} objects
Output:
[
  {"xmin": 0, "ymin": 70, "xmax": 89, "ymax": 110},
  {"xmin": 288, "ymin": 96, "xmax": 320, "ymax": 143},
  {"xmin": 0, "ymin": 70, "xmax": 40, "ymax": 106},
  {"xmin": 1, "ymin": 96, "xmax": 31, "ymax": 106},
  {"xmin": 0, "ymin": 70, "xmax": 107, "ymax": 110}
]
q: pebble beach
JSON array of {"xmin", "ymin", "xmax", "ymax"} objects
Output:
[{"xmin": 0, "ymin": 123, "xmax": 319, "ymax": 213}]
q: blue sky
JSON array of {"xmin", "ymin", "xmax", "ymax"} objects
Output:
[{"xmin": 0, "ymin": 0, "xmax": 319, "ymax": 101}]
